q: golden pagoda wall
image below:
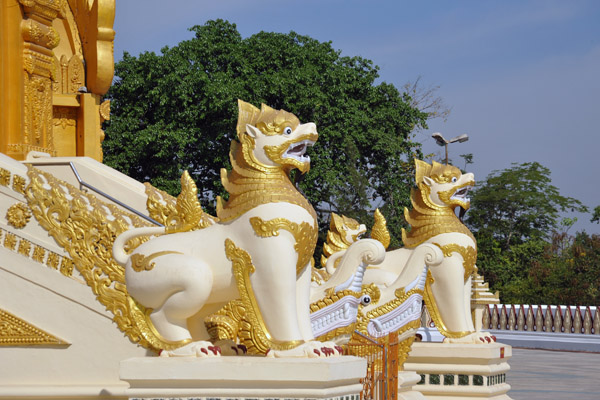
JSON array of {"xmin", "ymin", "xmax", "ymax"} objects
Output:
[{"xmin": 0, "ymin": 0, "xmax": 115, "ymax": 162}]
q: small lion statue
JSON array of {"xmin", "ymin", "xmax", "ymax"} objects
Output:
[{"xmin": 113, "ymin": 100, "xmax": 340, "ymax": 357}]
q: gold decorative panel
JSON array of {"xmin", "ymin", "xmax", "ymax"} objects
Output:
[{"xmin": 0, "ymin": 308, "xmax": 68, "ymax": 346}]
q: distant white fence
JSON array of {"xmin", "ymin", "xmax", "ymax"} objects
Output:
[{"xmin": 483, "ymin": 304, "xmax": 600, "ymax": 335}]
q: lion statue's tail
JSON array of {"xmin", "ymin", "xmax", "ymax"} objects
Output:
[{"xmin": 113, "ymin": 226, "xmax": 166, "ymax": 266}]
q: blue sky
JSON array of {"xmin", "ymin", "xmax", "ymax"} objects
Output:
[{"xmin": 112, "ymin": 0, "xmax": 600, "ymax": 234}]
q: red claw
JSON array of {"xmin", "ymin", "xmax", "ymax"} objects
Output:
[
  {"xmin": 335, "ymin": 345, "xmax": 344, "ymax": 355},
  {"xmin": 314, "ymin": 349, "xmax": 321, "ymax": 356},
  {"xmin": 485, "ymin": 337, "xmax": 491, "ymax": 343},
  {"xmin": 491, "ymin": 335, "xmax": 497, "ymax": 342},
  {"xmin": 322, "ymin": 347, "xmax": 334, "ymax": 356},
  {"xmin": 201, "ymin": 348, "xmax": 208, "ymax": 355}
]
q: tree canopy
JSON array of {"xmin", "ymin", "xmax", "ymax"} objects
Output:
[
  {"xmin": 103, "ymin": 19, "xmax": 428, "ymax": 248},
  {"xmin": 465, "ymin": 162, "xmax": 587, "ymax": 250},
  {"xmin": 465, "ymin": 161, "xmax": 596, "ymax": 305}
]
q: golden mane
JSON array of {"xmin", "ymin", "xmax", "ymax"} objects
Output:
[{"xmin": 402, "ymin": 160, "xmax": 475, "ymax": 248}]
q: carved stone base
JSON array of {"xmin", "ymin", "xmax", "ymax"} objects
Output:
[
  {"xmin": 404, "ymin": 342, "xmax": 512, "ymax": 400},
  {"xmin": 397, "ymin": 371, "xmax": 427, "ymax": 399},
  {"xmin": 120, "ymin": 356, "xmax": 366, "ymax": 400}
]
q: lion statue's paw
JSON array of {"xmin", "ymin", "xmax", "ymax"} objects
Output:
[
  {"xmin": 266, "ymin": 341, "xmax": 343, "ymax": 358},
  {"xmin": 213, "ymin": 339, "xmax": 248, "ymax": 356},
  {"xmin": 443, "ymin": 332, "xmax": 497, "ymax": 345},
  {"xmin": 159, "ymin": 341, "xmax": 222, "ymax": 357}
]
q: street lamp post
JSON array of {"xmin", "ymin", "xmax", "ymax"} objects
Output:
[{"xmin": 431, "ymin": 132, "xmax": 469, "ymax": 165}]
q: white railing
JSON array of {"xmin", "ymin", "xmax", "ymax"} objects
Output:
[{"xmin": 483, "ymin": 304, "xmax": 600, "ymax": 335}]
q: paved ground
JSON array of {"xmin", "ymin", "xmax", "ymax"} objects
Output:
[{"xmin": 507, "ymin": 348, "xmax": 600, "ymax": 400}]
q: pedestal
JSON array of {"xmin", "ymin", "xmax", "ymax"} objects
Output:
[
  {"xmin": 398, "ymin": 371, "xmax": 427, "ymax": 400},
  {"xmin": 403, "ymin": 342, "xmax": 512, "ymax": 400},
  {"xmin": 120, "ymin": 356, "xmax": 367, "ymax": 400}
]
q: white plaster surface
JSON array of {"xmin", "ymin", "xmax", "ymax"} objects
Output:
[{"xmin": 121, "ymin": 356, "xmax": 366, "ymax": 398}]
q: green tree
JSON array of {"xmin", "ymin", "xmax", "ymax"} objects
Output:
[
  {"xmin": 466, "ymin": 162, "xmax": 589, "ymax": 303},
  {"xmin": 524, "ymin": 231, "xmax": 600, "ymax": 305},
  {"xmin": 466, "ymin": 162, "xmax": 587, "ymax": 251},
  {"xmin": 103, "ymin": 19, "xmax": 428, "ymax": 248},
  {"xmin": 592, "ymin": 206, "xmax": 600, "ymax": 224}
]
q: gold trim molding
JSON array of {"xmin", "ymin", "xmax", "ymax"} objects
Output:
[
  {"xmin": 0, "ymin": 308, "xmax": 69, "ymax": 346},
  {"xmin": 0, "ymin": 227, "xmax": 74, "ymax": 277}
]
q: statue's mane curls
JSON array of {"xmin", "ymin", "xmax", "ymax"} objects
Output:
[
  {"xmin": 415, "ymin": 159, "xmax": 461, "ymax": 185},
  {"xmin": 237, "ymin": 100, "xmax": 300, "ymax": 137}
]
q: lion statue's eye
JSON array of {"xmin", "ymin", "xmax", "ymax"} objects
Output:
[
  {"xmin": 452, "ymin": 177, "xmax": 458, "ymax": 183},
  {"xmin": 283, "ymin": 127, "xmax": 293, "ymax": 135},
  {"xmin": 360, "ymin": 294, "xmax": 371, "ymax": 306}
]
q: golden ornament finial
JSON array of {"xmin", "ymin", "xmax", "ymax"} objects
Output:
[{"xmin": 370, "ymin": 208, "xmax": 390, "ymax": 250}]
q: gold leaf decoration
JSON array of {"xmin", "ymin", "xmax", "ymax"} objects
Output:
[
  {"xmin": 249, "ymin": 216, "xmax": 317, "ymax": 276},
  {"xmin": 130, "ymin": 251, "xmax": 182, "ymax": 272},
  {"xmin": 432, "ymin": 243, "xmax": 478, "ymax": 281},
  {"xmin": 423, "ymin": 272, "xmax": 470, "ymax": 339},
  {"xmin": 144, "ymin": 170, "xmax": 217, "ymax": 233},
  {"xmin": 0, "ymin": 168, "xmax": 10, "ymax": 186},
  {"xmin": 24, "ymin": 165, "xmax": 159, "ymax": 351},
  {"xmin": 223, "ymin": 238, "xmax": 303, "ymax": 354},
  {"xmin": 370, "ymin": 208, "xmax": 390, "ymax": 250},
  {"xmin": 6, "ymin": 203, "xmax": 32, "ymax": 229},
  {"xmin": 0, "ymin": 308, "xmax": 68, "ymax": 347}
]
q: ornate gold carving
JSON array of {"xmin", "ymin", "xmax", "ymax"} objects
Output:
[
  {"xmin": 46, "ymin": 252, "xmax": 59, "ymax": 269},
  {"xmin": 0, "ymin": 227, "xmax": 70, "ymax": 273},
  {"xmin": 21, "ymin": 18, "xmax": 59, "ymax": 49},
  {"xmin": 4, "ymin": 232, "xmax": 17, "ymax": 250},
  {"xmin": 371, "ymin": 208, "xmax": 390, "ymax": 250},
  {"xmin": 130, "ymin": 251, "xmax": 182, "ymax": 273},
  {"xmin": 12, "ymin": 175, "xmax": 26, "ymax": 194},
  {"xmin": 17, "ymin": 238, "xmax": 32, "ymax": 257},
  {"xmin": 6, "ymin": 203, "xmax": 32, "ymax": 229},
  {"xmin": 433, "ymin": 243, "xmax": 478, "ymax": 281},
  {"xmin": 23, "ymin": 74, "xmax": 54, "ymax": 153},
  {"xmin": 0, "ymin": 308, "xmax": 68, "ymax": 346},
  {"xmin": 53, "ymin": 106, "xmax": 77, "ymax": 129},
  {"xmin": 17, "ymin": 0, "xmax": 60, "ymax": 158},
  {"xmin": 354, "ymin": 287, "xmax": 424, "ymax": 338},
  {"xmin": 145, "ymin": 171, "xmax": 217, "ymax": 234},
  {"xmin": 0, "ymin": 169, "xmax": 10, "ymax": 186},
  {"xmin": 59, "ymin": 258, "xmax": 74, "ymax": 277},
  {"xmin": 65, "ymin": 0, "xmax": 116, "ymax": 94},
  {"xmin": 99, "ymin": 99, "xmax": 111, "ymax": 121},
  {"xmin": 205, "ymin": 300, "xmax": 245, "ymax": 342},
  {"xmin": 249, "ymin": 216, "xmax": 317, "ymax": 276},
  {"xmin": 237, "ymin": 101, "xmax": 300, "ymax": 137},
  {"xmin": 25, "ymin": 165, "xmax": 159, "ymax": 351},
  {"xmin": 32, "ymin": 245, "xmax": 46, "ymax": 263},
  {"xmin": 67, "ymin": 54, "xmax": 84, "ymax": 93},
  {"xmin": 18, "ymin": 0, "xmax": 61, "ymax": 22},
  {"xmin": 423, "ymin": 272, "xmax": 470, "ymax": 338},
  {"xmin": 223, "ymin": 238, "xmax": 303, "ymax": 354}
]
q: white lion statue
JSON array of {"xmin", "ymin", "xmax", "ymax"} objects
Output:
[{"xmin": 113, "ymin": 100, "xmax": 341, "ymax": 357}]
